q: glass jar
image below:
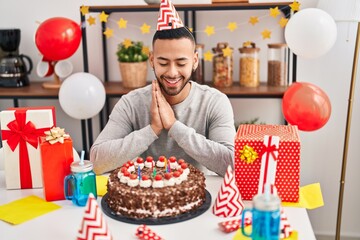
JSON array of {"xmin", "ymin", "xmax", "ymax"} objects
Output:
[
  {"xmin": 239, "ymin": 43, "xmax": 260, "ymax": 87},
  {"xmin": 212, "ymin": 42, "xmax": 233, "ymax": 87},
  {"xmin": 267, "ymin": 43, "xmax": 288, "ymax": 86},
  {"xmin": 192, "ymin": 43, "xmax": 205, "ymax": 84}
]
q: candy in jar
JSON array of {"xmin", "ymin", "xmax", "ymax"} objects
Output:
[
  {"xmin": 239, "ymin": 42, "xmax": 260, "ymax": 87},
  {"xmin": 212, "ymin": 42, "xmax": 233, "ymax": 87},
  {"xmin": 267, "ymin": 43, "xmax": 288, "ymax": 86}
]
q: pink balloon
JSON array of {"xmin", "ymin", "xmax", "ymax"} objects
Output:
[{"xmin": 282, "ymin": 82, "xmax": 331, "ymax": 131}]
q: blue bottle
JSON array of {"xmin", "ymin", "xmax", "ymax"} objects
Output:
[
  {"xmin": 241, "ymin": 185, "xmax": 281, "ymax": 240},
  {"xmin": 64, "ymin": 160, "xmax": 97, "ymax": 206}
]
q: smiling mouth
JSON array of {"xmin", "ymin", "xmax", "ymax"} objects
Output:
[{"xmin": 163, "ymin": 77, "xmax": 182, "ymax": 86}]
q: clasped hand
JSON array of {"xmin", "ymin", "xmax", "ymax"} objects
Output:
[{"xmin": 151, "ymin": 80, "xmax": 176, "ymax": 135}]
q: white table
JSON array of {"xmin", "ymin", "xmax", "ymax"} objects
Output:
[{"xmin": 0, "ymin": 172, "xmax": 316, "ymax": 240}]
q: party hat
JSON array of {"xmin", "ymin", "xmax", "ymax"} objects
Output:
[
  {"xmin": 136, "ymin": 224, "xmax": 163, "ymax": 240},
  {"xmin": 77, "ymin": 193, "xmax": 112, "ymax": 240},
  {"xmin": 157, "ymin": 0, "xmax": 184, "ymax": 31},
  {"xmin": 212, "ymin": 165, "xmax": 244, "ymax": 217}
]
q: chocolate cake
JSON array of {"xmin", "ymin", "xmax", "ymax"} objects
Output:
[{"xmin": 106, "ymin": 156, "xmax": 206, "ymax": 219}]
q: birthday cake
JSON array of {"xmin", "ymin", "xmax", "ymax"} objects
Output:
[{"xmin": 106, "ymin": 156, "xmax": 206, "ymax": 219}]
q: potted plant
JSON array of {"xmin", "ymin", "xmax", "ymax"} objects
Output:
[{"xmin": 117, "ymin": 39, "xmax": 149, "ymax": 88}]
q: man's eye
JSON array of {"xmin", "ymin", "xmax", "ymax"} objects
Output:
[
  {"xmin": 177, "ymin": 63, "xmax": 186, "ymax": 67},
  {"xmin": 159, "ymin": 63, "xmax": 167, "ymax": 66}
]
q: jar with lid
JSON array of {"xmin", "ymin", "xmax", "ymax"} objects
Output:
[
  {"xmin": 212, "ymin": 42, "xmax": 233, "ymax": 87},
  {"xmin": 239, "ymin": 42, "xmax": 260, "ymax": 87},
  {"xmin": 267, "ymin": 43, "xmax": 288, "ymax": 86},
  {"xmin": 191, "ymin": 44, "xmax": 205, "ymax": 84}
]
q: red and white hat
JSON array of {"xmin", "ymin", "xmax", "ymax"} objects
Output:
[{"xmin": 157, "ymin": 0, "xmax": 184, "ymax": 31}]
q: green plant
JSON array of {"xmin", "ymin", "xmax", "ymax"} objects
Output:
[{"xmin": 116, "ymin": 40, "xmax": 149, "ymax": 62}]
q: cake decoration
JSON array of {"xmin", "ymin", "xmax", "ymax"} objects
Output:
[{"xmin": 106, "ymin": 156, "xmax": 206, "ymax": 219}]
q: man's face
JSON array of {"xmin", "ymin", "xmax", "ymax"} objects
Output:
[{"xmin": 150, "ymin": 38, "xmax": 198, "ymax": 97}]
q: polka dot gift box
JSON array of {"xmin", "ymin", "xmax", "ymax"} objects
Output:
[{"xmin": 234, "ymin": 125, "xmax": 300, "ymax": 202}]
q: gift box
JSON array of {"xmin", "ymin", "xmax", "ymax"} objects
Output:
[
  {"xmin": 40, "ymin": 130, "xmax": 74, "ymax": 201},
  {"xmin": 234, "ymin": 125, "xmax": 300, "ymax": 202},
  {"xmin": 0, "ymin": 107, "xmax": 56, "ymax": 189}
]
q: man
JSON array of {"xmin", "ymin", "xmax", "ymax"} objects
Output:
[{"xmin": 90, "ymin": 0, "xmax": 235, "ymax": 176}]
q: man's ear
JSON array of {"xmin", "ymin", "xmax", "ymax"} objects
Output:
[
  {"xmin": 193, "ymin": 50, "xmax": 199, "ymax": 70},
  {"xmin": 149, "ymin": 51, "xmax": 154, "ymax": 69}
]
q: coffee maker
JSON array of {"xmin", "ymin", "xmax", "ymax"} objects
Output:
[{"xmin": 0, "ymin": 29, "xmax": 32, "ymax": 87}]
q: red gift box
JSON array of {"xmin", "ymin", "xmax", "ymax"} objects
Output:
[
  {"xmin": 234, "ymin": 125, "xmax": 300, "ymax": 202},
  {"xmin": 0, "ymin": 107, "xmax": 56, "ymax": 189},
  {"xmin": 40, "ymin": 136, "xmax": 74, "ymax": 201}
]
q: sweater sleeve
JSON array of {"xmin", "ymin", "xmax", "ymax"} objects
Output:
[
  {"xmin": 90, "ymin": 97, "xmax": 158, "ymax": 174},
  {"xmin": 168, "ymin": 94, "xmax": 235, "ymax": 176}
]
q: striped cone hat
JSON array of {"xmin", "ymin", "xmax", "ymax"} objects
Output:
[
  {"xmin": 212, "ymin": 165, "xmax": 245, "ymax": 217},
  {"xmin": 77, "ymin": 193, "xmax": 112, "ymax": 240},
  {"xmin": 157, "ymin": 0, "xmax": 184, "ymax": 31}
]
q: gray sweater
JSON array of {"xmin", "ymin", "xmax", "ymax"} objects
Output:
[{"xmin": 90, "ymin": 81, "xmax": 236, "ymax": 176}]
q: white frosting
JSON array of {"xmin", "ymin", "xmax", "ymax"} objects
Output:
[
  {"xmin": 145, "ymin": 161, "xmax": 155, "ymax": 168},
  {"xmin": 135, "ymin": 163, "xmax": 144, "ymax": 169},
  {"xmin": 174, "ymin": 177, "xmax": 183, "ymax": 185},
  {"xmin": 120, "ymin": 176, "xmax": 129, "ymax": 184},
  {"xmin": 127, "ymin": 165, "xmax": 135, "ymax": 172},
  {"xmin": 156, "ymin": 161, "xmax": 165, "ymax": 167},
  {"xmin": 179, "ymin": 172, "xmax": 188, "ymax": 181},
  {"xmin": 140, "ymin": 179, "xmax": 152, "ymax": 188},
  {"xmin": 117, "ymin": 171, "xmax": 123, "ymax": 179},
  {"xmin": 170, "ymin": 162, "xmax": 179, "ymax": 169},
  {"xmin": 127, "ymin": 178, "xmax": 139, "ymax": 187},
  {"xmin": 164, "ymin": 178, "xmax": 175, "ymax": 186},
  {"xmin": 183, "ymin": 168, "xmax": 190, "ymax": 176},
  {"xmin": 152, "ymin": 180, "xmax": 164, "ymax": 188}
]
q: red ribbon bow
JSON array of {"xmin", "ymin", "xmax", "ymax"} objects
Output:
[
  {"xmin": 259, "ymin": 136, "xmax": 279, "ymax": 193},
  {"xmin": 1, "ymin": 110, "xmax": 51, "ymax": 188}
]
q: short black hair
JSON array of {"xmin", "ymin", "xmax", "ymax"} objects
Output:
[{"xmin": 152, "ymin": 27, "xmax": 195, "ymax": 46}]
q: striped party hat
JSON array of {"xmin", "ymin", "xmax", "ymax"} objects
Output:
[{"xmin": 157, "ymin": 0, "xmax": 184, "ymax": 31}]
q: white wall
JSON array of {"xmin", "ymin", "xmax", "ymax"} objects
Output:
[{"xmin": 1, "ymin": 0, "xmax": 359, "ymax": 238}]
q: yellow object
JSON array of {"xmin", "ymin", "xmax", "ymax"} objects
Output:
[
  {"xmin": 282, "ymin": 183, "xmax": 324, "ymax": 209},
  {"xmin": 96, "ymin": 175, "xmax": 108, "ymax": 196},
  {"xmin": 233, "ymin": 226, "xmax": 298, "ymax": 240},
  {"xmin": 0, "ymin": 196, "xmax": 61, "ymax": 225}
]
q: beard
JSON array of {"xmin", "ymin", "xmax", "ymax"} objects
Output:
[{"xmin": 153, "ymin": 71, "xmax": 191, "ymax": 96}]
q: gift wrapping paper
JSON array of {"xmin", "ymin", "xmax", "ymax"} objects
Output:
[
  {"xmin": 234, "ymin": 125, "xmax": 300, "ymax": 202},
  {"xmin": 0, "ymin": 107, "xmax": 56, "ymax": 189},
  {"xmin": 40, "ymin": 137, "xmax": 73, "ymax": 201}
]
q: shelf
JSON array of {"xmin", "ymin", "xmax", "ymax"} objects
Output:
[
  {"xmin": 86, "ymin": 2, "xmax": 291, "ymax": 13},
  {"xmin": 0, "ymin": 82, "xmax": 59, "ymax": 99}
]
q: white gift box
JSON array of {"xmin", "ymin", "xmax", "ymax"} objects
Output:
[{"xmin": 0, "ymin": 107, "xmax": 55, "ymax": 189}]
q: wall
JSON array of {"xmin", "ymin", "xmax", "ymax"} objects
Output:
[{"xmin": 0, "ymin": 0, "xmax": 359, "ymax": 238}]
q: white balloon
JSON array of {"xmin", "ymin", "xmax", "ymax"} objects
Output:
[
  {"xmin": 59, "ymin": 72, "xmax": 106, "ymax": 120},
  {"xmin": 285, "ymin": 8, "xmax": 337, "ymax": 59}
]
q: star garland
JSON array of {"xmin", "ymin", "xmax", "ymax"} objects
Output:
[{"xmin": 79, "ymin": 1, "xmax": 300, "ymax": 62}]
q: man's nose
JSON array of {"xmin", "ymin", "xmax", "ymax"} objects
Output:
[{"xmin": 167, "ymin": 63, "xmax": 178, "ymax": 77}]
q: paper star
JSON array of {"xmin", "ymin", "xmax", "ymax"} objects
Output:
[
  {"xmin": 80, "ymin": 5, "xmax": 89, "ymax": 16},
  {"xmin": 99, "ymin": 11, "xmax": 109, "ymax": 23},
  {"xmin": 123, "ymin": 39, "xmax": 133, "ymax": 49},
  {"xmin": 279, "ymin": 17, "xmax": 288, "ymax": 28},
  {"xmin": 222, "ymin": 46, "xmax": 233, "ymax": 57},
  {"xmin": 269, "ymin": 7, "xmax": 281, "ymax": 18},
  {"xmin": 140, "ymin": 23, "xmax": 151, "ymax": 34},
  {"xmin": 117, "ymin": 18, "xmax": 127, "ymax": 29},
  {"xmin": 188, "ymin": 27, "xmax": 193, "ymax": 32},
  {"xmin": 227, "ymin": 22, "xmax": 238, "ymax": 32},
  {"xmin": 243, "ymin": 41, "xmax": 252, "ymax": 47},
  {"xmin": 261, "ymin": 29, "xmax": 271, "ymax": 39},
  {"xmin": 87, "ymin": 16, "xmax": 96, "ymax": 26},
  {"xmin": 290, "ymin": 1, "xmax": 301, "ymax": 12},
  {"xmin": 103, "ymin": 27, "xmax": 114, "ymax": 39},
  {"xmin": 249, "ymin": 16, "xmax": 259, "ymax": 26},
  {"xmin": 142, "ymin": 46, "xmax": 150, "ymax": 56},
  {"xmin": 204, "ymin": 26, "xmax": 215, "ymax": 36},
  {"xmin": 204, "ymin": 50, "xmax": 214, "ymax": 62}
]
